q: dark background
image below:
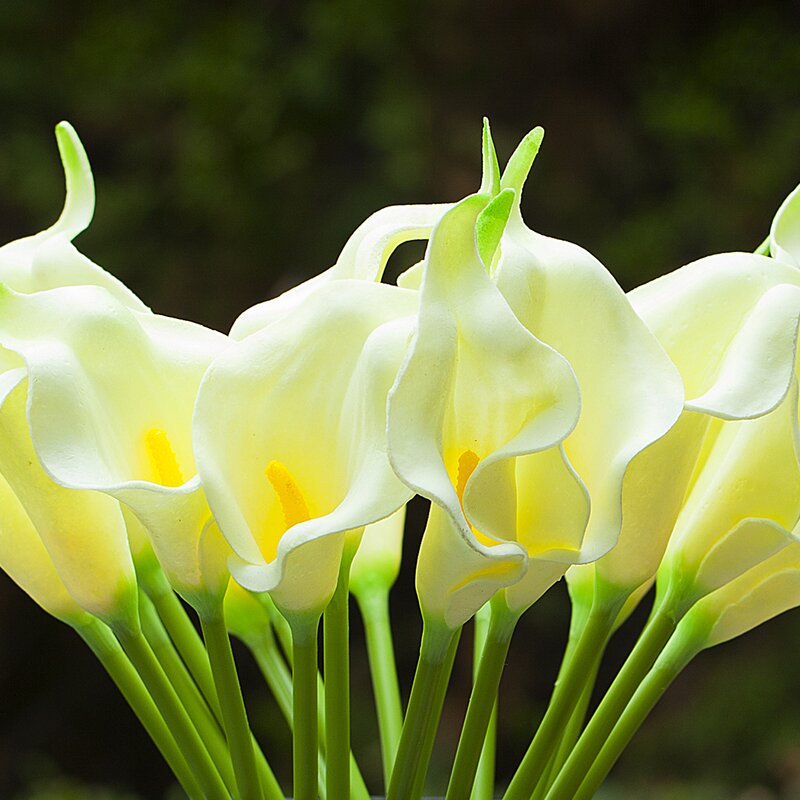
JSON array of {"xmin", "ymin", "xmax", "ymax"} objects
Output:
[{"xmin": 1, "ymin": 1, "xmax": 800, "ymax": 798}]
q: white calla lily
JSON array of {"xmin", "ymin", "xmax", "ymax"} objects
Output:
[
  {"xmin": 0, "ymin": 122, "xmax": 147, "ymax": 310},
  {"xmin": 387, "ymin": 191, "xmax": 585, "ymax": 630},
  {"xmin": 195, "ymin": 279, "xmax": 417, "ymax": 618},
  {"xmin": 487, "ymin": 128, "xmax": 684, "ymax": 612},
  {"xmin": 0, "ymin": 281, "xmax": 230, "ymax": 616}
]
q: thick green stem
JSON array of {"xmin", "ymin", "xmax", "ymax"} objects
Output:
[
  {"xmin": 409, "ymin": 630, "xmax": 461, "ymax": 800},
  {"xmin": 202, "ymin": 611, "xmax": 277, "ymax": 800},
  {"xmin": 387, "ymin": 619, "xmax": 460, "ymax": 800},
  {"xmin": 503, "ymin": 601, "xmax": 618, "ymax": 800},
  {"xmin": 471, "ymin": 604, "xmax": 497, "ymax": 800},
  {"xmin": 246, "ymin": 625, "xmax": 369, "ymax": 800},
  {"xmin": 288, "ymin": 614, "xmax": 321, "ymax": 800},
  {"xmin": 324, "ymin": 549, "xmax": 356, "ymax": 800},
  {"xmin": 572, "ymin": 630, "xmax": 701, "ymax": 800},
  {"xmin": 76, "ymin": 619, "xmax": 203, "ymax": 800},
  {"xmin": 531, "ymin": 657, "xmax": 599, "ymax": 800},
  {"xmin": 543, "ymin": 604, "xmax": 678, "ymax": 800},
  {"xmin": 139, "ymin": 593, "xmax": 238, "ymax": 794},
  {"xmin": 116, "ymin": 626, "xmax": 229, "ymax": 800},
  {"xmin": 357, "ymin": 586, "xmax": 404, "ymax": 790},
  {"xmin": 447, "ymin": 602, "xmax": 518, "ymax": 800},
  {"xmin": 148, "ymin": 582, "xmax": 223, "ymax": 721}
]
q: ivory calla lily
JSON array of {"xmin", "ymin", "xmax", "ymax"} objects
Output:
[
  {"xmin": 194, "ymin": 279, "xmax": 417, "ymax": 617},
  {"xmin": 0, "ymin": 368, "xmax": 138, "ymax": 629},
  {"xmin": 0, "ymin": 282, "xmax": 231, "ymax": 616},
  {"xmin": 0, "ymin": 122, "xmax": 147, "ymax": 311},
  {"xmin": 625, "ymin": 257, "xmax": 800, "ymax": 611},
  {"xmin": 481, "ymin": 128, "xmax": 685, "ymax": 611},
  {"xmin": 387, "ymin": 190, "xmax": 585, "ymax": 630}
]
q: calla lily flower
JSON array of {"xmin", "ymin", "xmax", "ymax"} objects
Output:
[
  {"xmin": 194, "ymin": 279, "xmax": 417, "ymax": 618},
  {"xmin": 0, "ymin": 281, "xmax": 231, "ymax": 616},
  {"xmin": 624, "ymin": 256, "xmax": 800, "ymax": 612},
  {"xmin": 770, "ymin": 182, "xmax": 800, "ymax": 267},
  {"xmin": 475, "ymin": 128, "xmax": 685, "ymax": 614},
  {"xmin": 0, "ymin": 122, "xmax": 147, "ymax": 311},
  {"xmin": 0, "ymin": 368, "xmax": 138, "ymax": 630},
  {"xmin": 387, "ymin": 190, "xmax": 586, "ymax": 630}
]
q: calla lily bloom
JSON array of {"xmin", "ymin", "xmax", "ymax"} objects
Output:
[
  {"xmin": 0, "ymin": 281, "xmax": 231, "ymax": 616},
  {"xmin": 349, "ymin": 506, "xmax": 406, "ymax": 600},
  {"xmin": 0, "ymin": 122, "xmax": 147, "ymax": 310},
  {"xmin": 0, "ymin": 368, "xmax": 138, "ymax": 630},
  {"xmin": 195, "ymin": 279, "xmax": 417, "ymax": 618},
  {"xmin": 476, "ymin": 128, "xmax": 685, "ymax": 615},
  {"xmin": 388, "ymin": 189, "xmax": 586, "ymax": 631},
  {"xmin": 627, "ymin": 257, "xmax": 800, "ymax": 612}
]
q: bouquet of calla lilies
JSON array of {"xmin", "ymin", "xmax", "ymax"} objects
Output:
[{"xmin": 2, "ymin": 119, "xmax": 800, "ymax": 800}]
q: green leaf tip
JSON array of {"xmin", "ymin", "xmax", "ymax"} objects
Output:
[
  {"xmin": 476, "ymin": 188, "xmax": 514, "ymax": 270},
  {"xmin": 500, "ymin": 126, "xmax": 545, "ymax": 198},
  {"xmin": 53, "ymin": 120, "xmax": 95, "ymax": 239},
  {"xmin": 479, "ymin": 117, "xmax": 501, "ymax": 196}
]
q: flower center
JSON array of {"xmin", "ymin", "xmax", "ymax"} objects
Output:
[
  {"xmin": 455, "ymin": 448, "xmax": 496, "ymax": 548},
  {"xmin": 266, "ymin": 460, "xmax": 311, "ymax": 531},
  {"xmin": 145, "ymin": 429, "xmax": 184, "ymax": 487}
]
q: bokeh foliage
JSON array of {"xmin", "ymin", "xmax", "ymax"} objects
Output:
[{"xmin": 1, "ymin": 1, "xmax": 800, "ymax": 797}]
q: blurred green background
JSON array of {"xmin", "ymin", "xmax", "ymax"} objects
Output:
[{"xmin": 1, "ymin": 0, "xmax": 800, "ymax": 798}]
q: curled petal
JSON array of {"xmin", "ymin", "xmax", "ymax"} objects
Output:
[{"xmin": 770, "ymin": 182, "xmax": 800, "ymax": 268}]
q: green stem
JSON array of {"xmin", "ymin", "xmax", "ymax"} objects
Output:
[
  {"xmin": 503, "ymin": 601, "xmax": 618, "ymax": 800},
  {"xmin": 532, "ymin": 656, "xmax": 599, "ymax": 800},
  {"xmin": 202, "ymin": 611, "xmax": 275, "ymax": 800},
  {"xmin": 543, "ymin": 604, "xmax": 678, "ymax": 800},
  {"xmin": 76, "ymin": 619, "xmax": 203, "ymax": 800},
  {"xmin": 356, "ymin": 586, "xmax": 404, "ymax": 790},
  {"xmin": 387, "ymin": 619, "xmax": 460, "ymax": 800},
  {"xmin": 139, "ymin": 593, "xmax": 238, "ymax": 795},
  {"xmin": 447, "ymin": 601, "xmax": 518, "ymax": 800},
  {"xmin": 116, "ymin": 626, "xmax": 230, "ymax": 800},
  {"xmin": 409, "ymin": 630, "xmax": 461, "ymax": 800},
  {"xmin": 572, "ymin": 630, "xmax": 701, "ymax": 800},
  {"xmin": 471, "ymin": 603, "xmax": 497, "ymax": 800},
  {"xmin": 246, "ymin": 626, "xmax": 370, "ymax": 800},
  {"xmin": 148, "ymin": 581, "xmax": 222, "ymax": 721},
  {"xmin": 324, "ymin": 549, "xmax": 356, "ymax": 800},
  {"xmin": 754, "ymin": 234, "xmax": 771, "ymax": 256},
  {"xmin": 288, "ymin": 614, "xmax": 321, "ymax": 800}
]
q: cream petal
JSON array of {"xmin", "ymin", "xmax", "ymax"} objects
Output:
[
  {"xmin": 0, "ymin": 373, "xmax": 137, "ymax": 627},
  {"xmin": 0, "ymin": 467, "xmax": 89, "ymax": 625},
  {"xmin": 0, "ymin": 123, "xmax": 147, "ymax": 310},
  {"xmin": 770, "ymin": 182, "xmax": 800, "ymax": 268},
  {"xmin": 630, "ymin": 252, "xmax": 800, "ymax": 416},
  {"xmin": 416, "ymin": 505, "xmax": 527, "ymax": 630},
  {"xmin": 664, "ymin": 381, "xmax": 800, "ymax": 594},
  {"xmin": 698, "ymin": 541, "xmax": 800, "ymax": 647},
  {"xmin": 494, "ymin": 222, "xmax": 684, "ymax": 581}
]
